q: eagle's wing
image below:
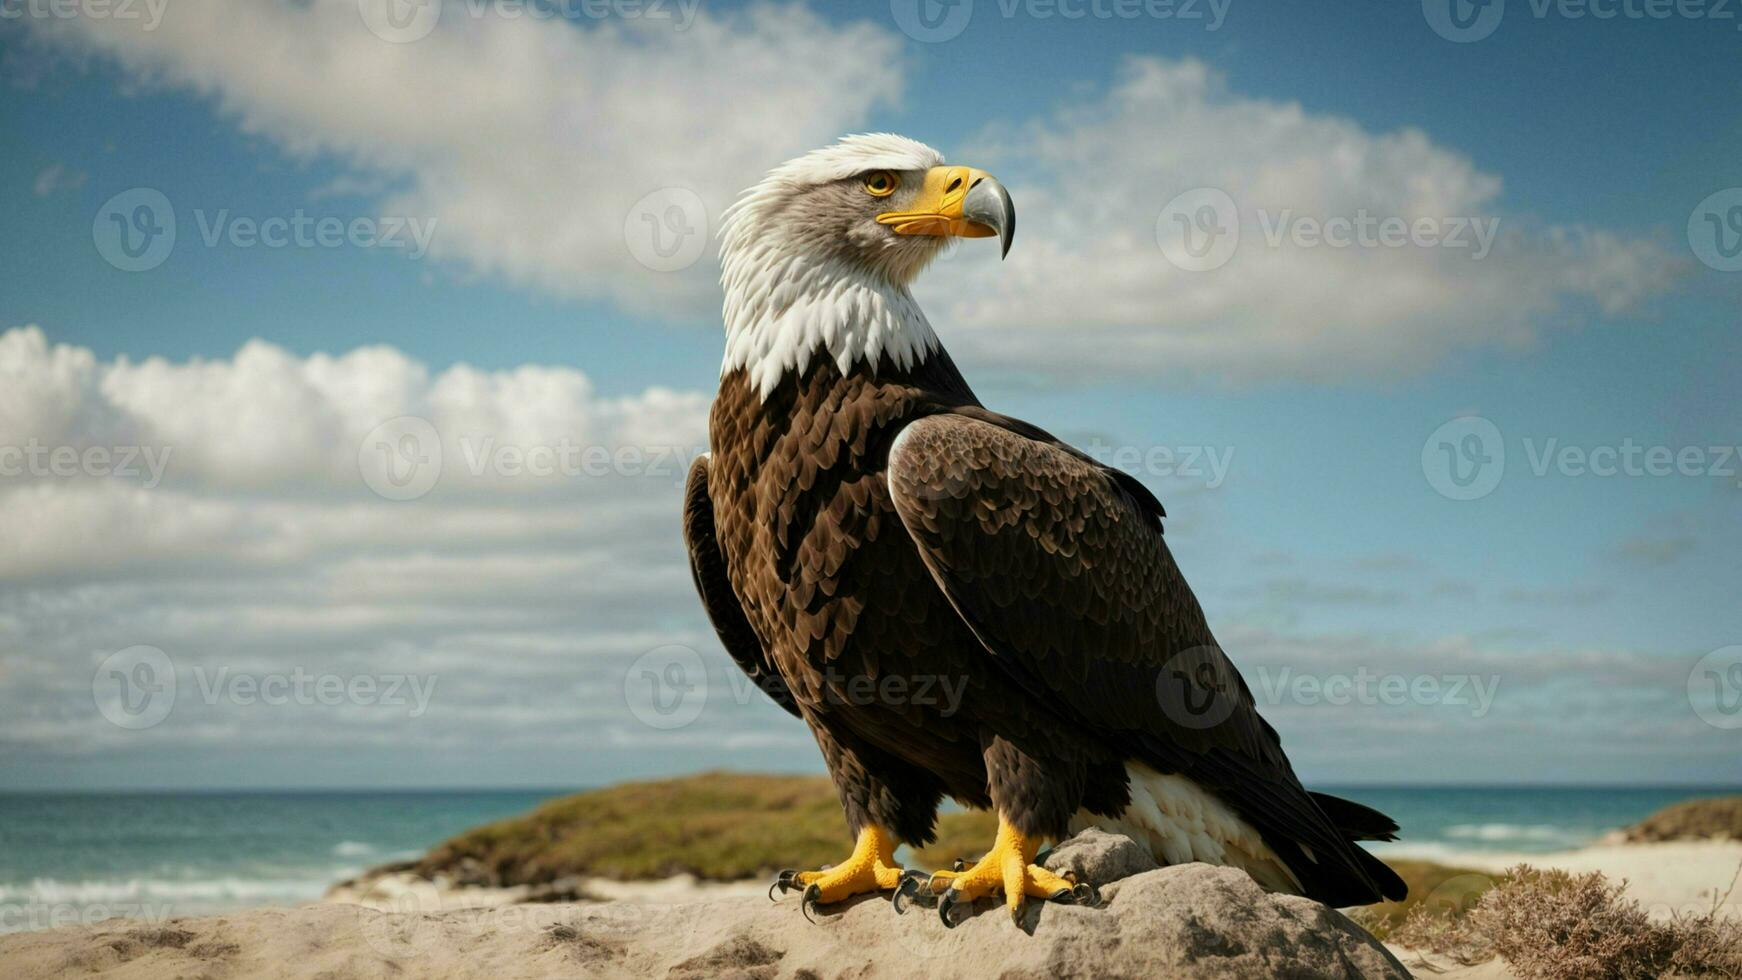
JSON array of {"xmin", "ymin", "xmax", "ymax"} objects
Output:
[
  {"xmin": 886, "ymin": 411, "xmax": 1403, "ymax": 904},
  {"xmin": 683, "ymin": 455, "xmax": 799, "ymax": 718}
]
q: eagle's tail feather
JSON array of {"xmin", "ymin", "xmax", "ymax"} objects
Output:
[{"xmin": 1310, "ymin": 791, "xmax": 1400, "ymax": 842}]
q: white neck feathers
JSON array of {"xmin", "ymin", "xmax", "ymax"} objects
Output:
[{"xmin": 719, "ymin": 247, "xmax": 937, "ymax": 400}]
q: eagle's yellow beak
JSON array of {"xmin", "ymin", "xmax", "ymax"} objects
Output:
[{"xmin": 876, "ymin": 166, "xmax": 1016, "ymax": 259}]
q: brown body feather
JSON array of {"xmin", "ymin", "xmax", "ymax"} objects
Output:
[{"xmin": 684, "ymin": 349, "xmax": 1404, "ymax": 905}]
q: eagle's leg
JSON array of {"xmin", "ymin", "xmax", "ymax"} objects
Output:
[
  {"xmin": 771, "ymin": 824, "xmax": 905, "ymax": 919},
  {"xmin": 921, "ymin": 814, "xmax": 1094, "ymax": 926}
]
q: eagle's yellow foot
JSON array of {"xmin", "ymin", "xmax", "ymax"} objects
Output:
[
  {"xmin": 770, "ymin": 825, "xmax": 905, "ymax": 922},
  {"xmin": 911, "ymin": 816, "xmax": 1099, "ymax": 927}
]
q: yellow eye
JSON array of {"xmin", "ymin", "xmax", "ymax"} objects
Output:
[{"xmin": 863, "ymin": 171, "xmax": 897, "ymax": 197}]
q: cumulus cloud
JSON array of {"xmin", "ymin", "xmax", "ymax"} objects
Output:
[
  {"xmin": 18, "ymin": 0, "xmax": 903, "ymax": 317},
  {"xmin": 20, "ymin": 8, "xmax": 1685, "ymax": 383},
  {"xmin": 1, "ymin": 327, "xmax": 1730, "ymax": 785},
  {"xmin": 929, "ymin": 58, "xmax": 1685, "ymax": 382},
  {"xmin": 0, "ymin": 325, "xmax": 817, "ymax": 781}
]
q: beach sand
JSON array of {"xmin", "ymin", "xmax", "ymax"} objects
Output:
[{"xmin": 3, "ymin": 840, "xmax": 1737, "ymax": 978}]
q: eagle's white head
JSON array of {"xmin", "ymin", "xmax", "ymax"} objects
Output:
[{"xmin": 719, "ymin": 134, "xmax": 1014, "ymax": 398}]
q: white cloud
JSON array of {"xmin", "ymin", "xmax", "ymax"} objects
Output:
[
  {"xmin": 927, "ymin": 58, "xmax": 1685, "ymax": 382},
  {"xmin": 32, "ymin": 163, "xmax": 87, "ymax": 197},
  {"xmin": 23, "ymin": 9, "xmax": 1683, "ymax": 383},
  {"xmin": 20, "ymin": 0, "xmax": 904, "ymax": 317},
  {"xmin": 0, "ymin": 326, "xmax": 775, "ymax": 774}
]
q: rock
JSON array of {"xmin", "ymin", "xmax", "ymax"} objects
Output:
[
  {"xmin": 0, "ymin": 850, "xmax": 1408, "ymax": 979},
  {"xmin": 1042, "ymin": 827, "xmax": 1160, "ymax": 887}
]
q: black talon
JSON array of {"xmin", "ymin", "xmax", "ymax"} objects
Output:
[
  {"xmin": 770, "ymin": 869, "xmax": 803, "ymax": 901},
  {"xmin": 1070, "ymin": 882, "xmax": 1100, "ymax": 907},
  {"xmin": 800, "ymin": 883, "xmax": 822, "ymax": 924},
  {"xmin": 951, "ymin": 858, "xmax": 968, "ymax": 872},
  {"xmin": 937, "ymin": 888, "xmax": 964, "ymax": 928},
  {"xmin": 892, "ymin": 869, "xmax": 932, "ymax": 915},
  {"xmin": 1049, "ymin": 887, "xmax": 1073, "ymax": 902},
  {"xmin": 1010, "ymin": 898, "xmax": 1026, "ymax": 927}
]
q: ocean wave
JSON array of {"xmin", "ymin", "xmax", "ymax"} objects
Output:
[
  {"xmin": 331, "ymin": 841, "xmax": 376, "ymax": 858},
  {"xmin": 1443, "ymin": 823, "xmax": 1589, "ymax": 844},
  {"xmin": 0, "ymin": 875, "xmax": 333, "ymax": 905}
]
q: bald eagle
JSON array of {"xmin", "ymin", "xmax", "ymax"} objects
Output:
[{"xmin": 683, "ymin": 134, "xmax": 1405, "ymax": 926}]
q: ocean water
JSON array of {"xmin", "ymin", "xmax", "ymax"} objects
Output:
[
  {"xmin": 0, "ymin": 785, "xmax": 1733, "ymax": 932},
  {"xmin": 0, "ymin": 790, "xmax": 560, "ymax": 933}
]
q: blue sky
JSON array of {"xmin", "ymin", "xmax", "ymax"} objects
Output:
[{"xmin": 1, "ymin": 0, "xmax": 1739, "ymax": 789}]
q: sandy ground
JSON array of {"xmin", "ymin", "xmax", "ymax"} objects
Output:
[{"xmin": 4, "ymin": 841, "xmax": 1738, "ymax": 978}]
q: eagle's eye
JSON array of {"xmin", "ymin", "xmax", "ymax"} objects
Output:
[{"xmin": 862, "ymin": 171, "xmax": 898, "ymax": 198}]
